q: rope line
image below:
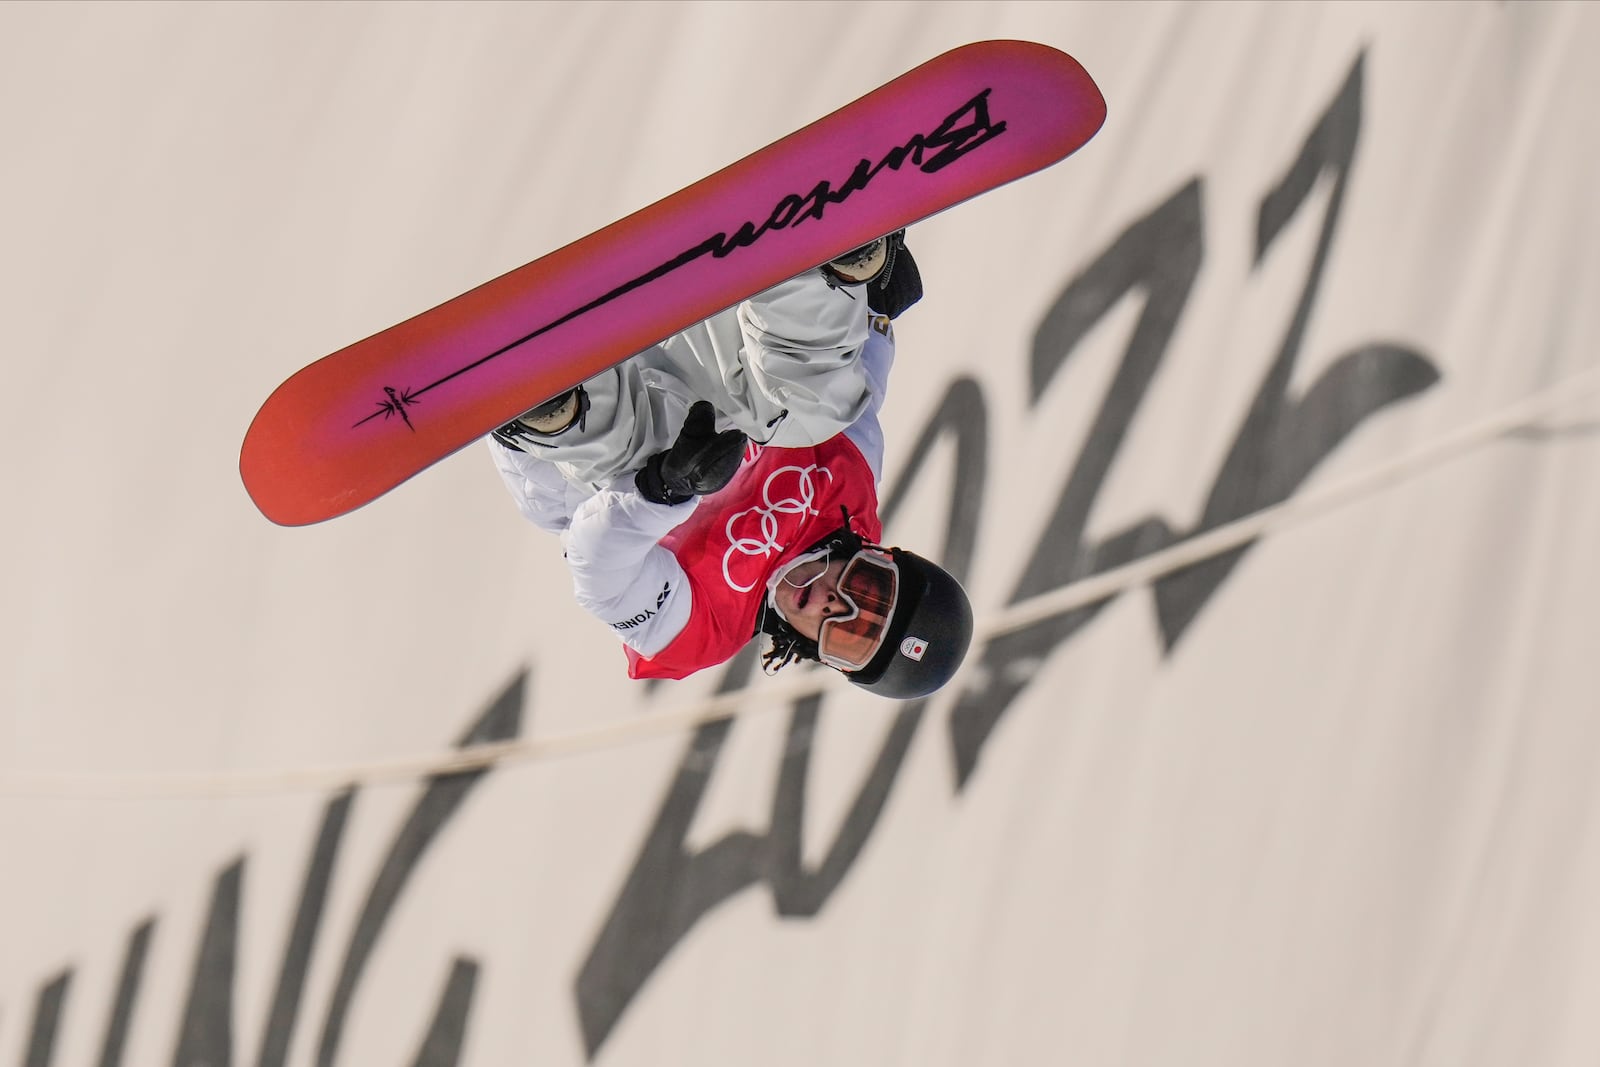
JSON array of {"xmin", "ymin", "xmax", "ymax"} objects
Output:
[{"xmin": 5, "ymin": 366, "xmax": 1598, "ymax": 800}]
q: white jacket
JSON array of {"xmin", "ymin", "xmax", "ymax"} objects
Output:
[{"xmin": 491, "ymin": 312, "xmax": 897, "ymax": 657}]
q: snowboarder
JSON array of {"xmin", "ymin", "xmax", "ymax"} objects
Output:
[{"xmin": 489, "ymin": 234, "xmax": 973, "ymax": 699}]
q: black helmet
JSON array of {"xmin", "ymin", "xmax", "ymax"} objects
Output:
[{"xmin": 845, "ymin": 547, "xmax": 973, "ymax": 700}]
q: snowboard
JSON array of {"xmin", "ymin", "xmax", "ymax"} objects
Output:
[{"xmin": 240, "ymin": 39, "xmax": 1106, "ymax": 526}]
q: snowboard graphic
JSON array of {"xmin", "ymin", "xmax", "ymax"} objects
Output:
[{"xmin": 240, "ymin": 40, "xmax": 1106, "ymax": 525}]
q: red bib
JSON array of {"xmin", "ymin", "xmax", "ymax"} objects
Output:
[{"xmin": 626, "ymin": 436, "xmax": 882, "ymax": 681}]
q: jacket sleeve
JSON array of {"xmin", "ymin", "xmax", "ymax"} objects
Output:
[{"xmin": 560, "ymin": 489, "xmax": 696, "ymax": 657}]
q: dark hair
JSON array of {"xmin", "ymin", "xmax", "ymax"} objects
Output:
[{"xmin": 758, "ymin": 609, "xmax": 819, "ymax": 675}]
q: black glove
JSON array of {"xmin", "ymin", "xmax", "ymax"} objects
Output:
[
  {"xmin": 868, "ymin": 232, "xmax": 922, "ymax": 320},
  {"xmin": 635, "ymin": 401, "xmax": 747, "ymax": 505}
]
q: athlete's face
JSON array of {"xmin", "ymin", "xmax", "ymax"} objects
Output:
[{"xmin": 774, "ymin": 558, "xmax": 849, "ymax": 641}]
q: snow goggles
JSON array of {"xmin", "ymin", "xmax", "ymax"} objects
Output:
[{"xmin": 817, "ymin": 548, "xmax": 900, "ymax": 672}]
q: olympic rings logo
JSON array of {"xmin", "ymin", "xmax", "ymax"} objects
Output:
[{"xmin": 720, "ymin": 462, "xmax": 833, "ymax": 592}]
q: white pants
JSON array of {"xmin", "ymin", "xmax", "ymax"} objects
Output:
[
  {"xmin": 490, "ymin": 275, "xmax": 895, "ymax": 535},
  {"xmin": 511, "ymin": 270, "xmax": 871, "ymax": 485}
]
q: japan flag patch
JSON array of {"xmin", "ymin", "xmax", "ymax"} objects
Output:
[{"xmin": 899, "ymin": 636, "xmax": 928, "ymax": 661}]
